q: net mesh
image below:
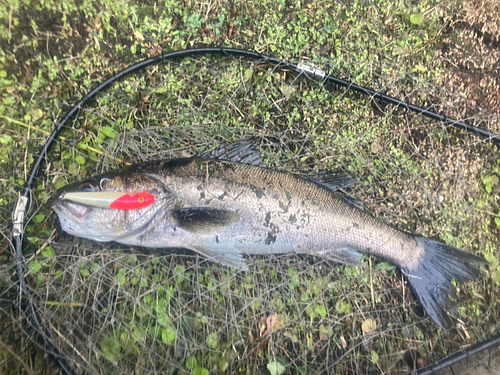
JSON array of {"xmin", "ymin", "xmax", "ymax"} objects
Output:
[{"xmin": 1, "ymin": 55, "xmax": 499, "ymax": 374}]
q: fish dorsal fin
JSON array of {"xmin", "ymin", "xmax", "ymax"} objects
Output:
[
  {"xmin": 170, "ymin": 207, "xmax": 239, "ymax": 234},
  {"xmin": 309, "ymin": 171, "xmax": 355, "ymax": 192},
  {"xmin": 310, "ymin": 172, "xmax": 364, "ymax": 209},
  {"xmin": 343, "ymin": 195, "xmax": 364, "ymax": 210},
  {"xmin": 196, "ymin": 138, "xmax": 265, "ymax": 166}
]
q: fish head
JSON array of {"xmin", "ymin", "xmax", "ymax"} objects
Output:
[{"xmin": 49, "ymin": 170, "xmax": 175, "ymax": 242}]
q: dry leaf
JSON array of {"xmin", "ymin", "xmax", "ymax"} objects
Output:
[
  {"xmin": 134, "ymin": 30, "xmax": 145, "ymax": 42},
  {"xmin": 362, "ymin": 318, "xmax": 377, "ymax": 334},
  {"xmin": 263, "ymin": 314, "xmax": 285, "ymax": 337}
]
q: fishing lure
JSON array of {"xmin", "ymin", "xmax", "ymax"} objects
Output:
[{"xmin": 61, "ymin": 191, "xmax": 155, "ymax": 210}]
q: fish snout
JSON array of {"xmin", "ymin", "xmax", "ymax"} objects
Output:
[{"xmin": 47, "ymin": 196, "xmax": 60, "ymax": 210}]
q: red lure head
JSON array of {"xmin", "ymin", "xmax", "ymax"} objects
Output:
[{"xmin": 109, "ymin": 191, "xmax": 155, "ymax": 210}]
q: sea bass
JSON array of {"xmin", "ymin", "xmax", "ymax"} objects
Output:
[{"xmin": 49, "ymin": 140, "xmax": 486, "ymax": 329}]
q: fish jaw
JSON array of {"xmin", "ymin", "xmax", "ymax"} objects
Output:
[{"xmin": 50, "ymin": 198, "xmax": 119, "ymax": 242}]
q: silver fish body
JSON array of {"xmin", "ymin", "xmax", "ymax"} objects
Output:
[
  {"xmin": 50, "ymin": 145, "xmax": 486, "ymax": 329},
  {"xmin": 128, "ymin": 158, "xmax": 421, "ymax": 268}
]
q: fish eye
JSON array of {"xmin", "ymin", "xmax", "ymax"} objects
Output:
[{"xmin": 78, "ymin": 182, "xmax": 99, "ymax": 192}]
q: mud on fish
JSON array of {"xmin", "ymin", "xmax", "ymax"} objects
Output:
[{"xmin": 50, "ymin": 140, "xmax": 487, "ymax": 329}]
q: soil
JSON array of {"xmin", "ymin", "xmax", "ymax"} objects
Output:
[{"xmin": 441, "ymin": 0, "xmax": 500, "ymax": 128}]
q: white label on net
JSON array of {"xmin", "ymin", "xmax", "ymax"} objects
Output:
[
  {"xmin": 13, "ymin": 196, "xmax": 28, "ymax": 238},
  {"xmin": 297, "ymin": 63, "xmax": 326, "ymax": 78}
]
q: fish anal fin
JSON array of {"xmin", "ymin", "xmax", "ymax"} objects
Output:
[
  {"xmin": 318, "ymin": 248, "xmax": 364, "ymax": 266},
  {"xmin": 170, "ymin": 207, "xmax": 239, "ymax": 234},
  {"xmin": 190, "ymin": 244, "xmax": 248, "ymax": 270}
]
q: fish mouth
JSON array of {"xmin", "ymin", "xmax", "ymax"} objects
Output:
[
  {"xmin": 49, "ymin": 198, "xmax": 89, "ymax": 219},
  {"xmin": 49, "ymin": 197, "xmax": 91, "ymax": 237}
]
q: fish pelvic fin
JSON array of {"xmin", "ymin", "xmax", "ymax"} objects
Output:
[
  {"xmin": 404, "ymin": 236, "xmax": 487, "ymax": 329},
  {"xmin": 190, "ymin": 244, "xmax": 248, "ymax": 271}
]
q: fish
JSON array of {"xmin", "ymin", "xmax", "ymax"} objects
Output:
[{"xmin": 49, "ymin": 139, "xmax": 487, "ymax": 329}]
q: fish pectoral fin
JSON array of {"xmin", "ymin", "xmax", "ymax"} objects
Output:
[
  {"xmin": 170, "ymin": 207, "xmax": 239, "ymax": 234},
  {"xmin": 190, "ymin": 244, "xmax": 248, "ymax": 271},
  {"xmin": 319, "ymin": 248, "xmax": 364, "ymax": 266}
]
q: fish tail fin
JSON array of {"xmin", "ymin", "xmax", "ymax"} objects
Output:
[{"xmin": 404, "ymin": 236, "xmax": 486, "ymax": 329}]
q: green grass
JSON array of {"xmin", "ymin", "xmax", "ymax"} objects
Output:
[{"xmin": 0, "ymin": 0, "xmax": 499, "ymax": 374}]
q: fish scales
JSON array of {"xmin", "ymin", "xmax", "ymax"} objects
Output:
[{"xmin": 147, "ymin": 158, "xmax": 422, "ymax": 269}]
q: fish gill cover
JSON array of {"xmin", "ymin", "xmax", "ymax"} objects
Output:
[{"xmin": 1, "ymin": 50, "xmax": 500, "ymax": 375}]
